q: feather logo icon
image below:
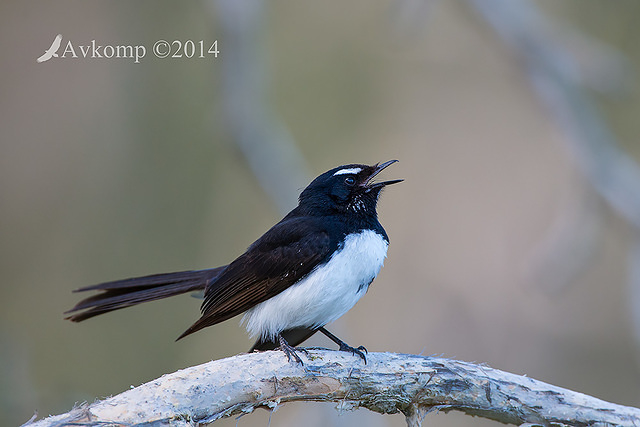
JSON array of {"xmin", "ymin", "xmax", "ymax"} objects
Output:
[{"xmin": 37, "ymin": 34, "xmax": 62, "ymax": 63}]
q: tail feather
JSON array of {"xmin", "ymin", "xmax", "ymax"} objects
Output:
[{"xmin": 65, "ymin": 267, "xmax": 226, "ymax": 322}]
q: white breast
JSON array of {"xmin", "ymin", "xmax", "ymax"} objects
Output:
[{"xmin": 242, "ymin": 229, "xmax": 389, "ymax": 341}]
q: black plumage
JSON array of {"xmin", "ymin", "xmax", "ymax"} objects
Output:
[{"xmin": 66, "ymin": 161, "xmax": 401, "ymax": 362}]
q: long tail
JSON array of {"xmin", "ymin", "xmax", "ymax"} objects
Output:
[{"xmin": 65, "ymin": 267, "xmax": 227, "ymax": 322}]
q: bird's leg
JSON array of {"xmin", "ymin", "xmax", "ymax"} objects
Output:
[
  {"xmin": 318, "ymin": 327, "xmax": 367, "ymax": 363},
  {"xmin": 277, "ymin": 334, "xmax": 308, "ymax": 364}
]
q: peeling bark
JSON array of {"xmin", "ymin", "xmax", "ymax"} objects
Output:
[{"xmin": 25, "ymin": 350, "xmax": 640, "ymax": 427}]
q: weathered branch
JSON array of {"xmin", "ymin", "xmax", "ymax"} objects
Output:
[
  {"xmin": 26, "ymin": 350, "xmax": 639, "ymax": 427},
  {"xmin": 28, "ymin": 349, "xmax": 640, "ymax": 427}
]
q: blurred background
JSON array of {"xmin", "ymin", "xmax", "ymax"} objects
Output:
[{"xmin": 2, "ymin": 0, "xmax": 640, "ymax": 426}]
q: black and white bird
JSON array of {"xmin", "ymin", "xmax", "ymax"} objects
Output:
[{"xmin": 66, "ymin": 160, "xmax": 402, "ymax": 363}]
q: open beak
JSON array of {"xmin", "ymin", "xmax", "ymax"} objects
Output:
[{"xmin": 364, "ymin": 160, "xmax": 404, "ymax": 190}]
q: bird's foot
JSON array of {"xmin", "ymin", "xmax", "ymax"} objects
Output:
[
  {"xmin": 278, "ymin": 335, "xmax": 308, "ymax": 365},
  {"xmin": 317, "ymin": 327, "xmax": 368, "ymax": 364},
  {"xmin": 338, "ymin": 342, "xmax": 368, "ymax": 364}
]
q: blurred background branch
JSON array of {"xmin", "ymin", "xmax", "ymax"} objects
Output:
[
  {"xmin": 210, "ymin": 0, "xmax": 311, "ymax": 214},
  {"xmin": 470, "ymin": 0, "xmax": 640, "ymax": 362}
]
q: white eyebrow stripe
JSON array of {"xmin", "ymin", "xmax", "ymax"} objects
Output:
[{"xmin": 333, "ymin": 167, "xmax": 362, "ymax": 176}]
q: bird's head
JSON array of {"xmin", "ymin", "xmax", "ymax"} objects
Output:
[{"xmin": 298, "ymin": 160, "xmax": 403, "ymax": 216}]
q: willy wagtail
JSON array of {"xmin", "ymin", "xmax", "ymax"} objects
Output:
[{"xmin": 66, "ymin": 160, "xmax": 402, "ymax": 363}]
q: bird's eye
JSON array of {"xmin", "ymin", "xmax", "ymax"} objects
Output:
[{"xmin": 344, "ymin": 176, "xmax": 356, "ymax": 186}]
